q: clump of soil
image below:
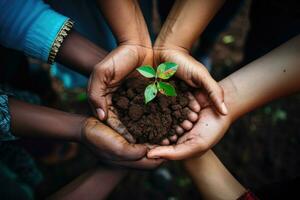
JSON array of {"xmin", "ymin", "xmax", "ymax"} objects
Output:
[{"xmin": 112, "ymin": 77, "xmax": 191, "ymax": 144}]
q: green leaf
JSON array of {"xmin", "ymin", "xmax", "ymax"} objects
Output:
[
  {"xmin": 144, "ymin": 83, "xmax": 158, "ymax": 103},
  {"xmin": 157, "ymin": 81, "xmax": 177, "ymax": 96},
  {"xmin": 156, "ymin": 62, "xmax": 178, "ymax": 80},
  {"xmin": 136, "ymin": 65, "xmax": 156, "ymax": 78}
]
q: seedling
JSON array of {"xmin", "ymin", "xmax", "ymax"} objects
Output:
[{"xmin": 136, "ymin": 62, "xmax": 178, "ymax": 104}]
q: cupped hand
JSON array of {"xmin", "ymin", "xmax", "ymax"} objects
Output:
[
  {"xmin": 88, "ymin": 44, "xmax": 153, "ymax": 121},
  {"xmin": 160, "ymin": 92, "xmax": 200, "ymax": 145},
  {"xmin": 81, "ymin": 116, "xmax": 163, "ymax": 169},
  {"xmin": 147, "ymin": 90, "xmax": 232, "ymax": 160},
  {"xmin": 153, "ymin": 47, "xmax": 228, "ymax": 115}
]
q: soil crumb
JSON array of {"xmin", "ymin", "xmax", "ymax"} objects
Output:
[{"xmin": 112, "ymin": 78, "xmax": 190, "ymax": 144}]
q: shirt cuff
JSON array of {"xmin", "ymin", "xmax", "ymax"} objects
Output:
[
  {"xmin": 24, "ymin": 9, "xmax": 69, "ymax": 62},
  {"xmin": 0, "ymin": 94, "xmax": 16, "ymax": 141}
]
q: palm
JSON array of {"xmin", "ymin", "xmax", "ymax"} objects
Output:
[
  {"xmin": 147, "ymin": 92, "xmax": 231, "ymax": 160},
  {"xmin": 88, "ymin": 44, "xmax": 153, "ymax": 119},
  {"xmin": 81, "ymin": 117, "xmax": 163, "ymax": 169},
  {"xmin": 153, "ymin": 48, "xmax": 227, "ymax": 116},
  {"xmin": 177, "ymin": 106, "xmax": 230, "ymax": 157}
]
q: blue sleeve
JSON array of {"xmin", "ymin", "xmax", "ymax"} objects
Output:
[{"xmin": 0, "ymin": 0, "xmax": 69, "ymax": 62}]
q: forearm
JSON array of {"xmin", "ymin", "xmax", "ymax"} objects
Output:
[
  {"xmin": 0, "ymin": 0, "xmax": 69, "ymax": 62},
  {"xmin": 48, "ymin": 167, "xmax": 126, "ymax": 200},
  {"xmin": 56, "ymin": 31, "xmax": 108, "ymax": 76},
  {"xmin": 184, "ymin": 150, "xmax": 245, "ymax": 200},
  {"xmin": 221, "ymin": 35, "xmax": 300, "ymax": 122},
  {"xmin": 9, "ymin": 98, "xmax": 86, "ymax": 142},
  {"xmin": 155, "ymin": 0, "xmax": 225, "ymax": 50},
  {"xmin": 97, "ymin": 0, "xmax": 151, "ymax": 46}
]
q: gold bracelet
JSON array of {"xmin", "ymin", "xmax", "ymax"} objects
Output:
[{"xmin": 47, "ymin": 19, "xmax": 74, "ymax": 64}]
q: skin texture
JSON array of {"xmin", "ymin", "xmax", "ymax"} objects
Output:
[
  {"xmin": 91, "ymin": 0, "xmax": 153, "ymax": 120},
  {"xmin": 56, "ymin": 31, "xmax": 108, "ymax": 76},
  {"xmin": 87, "ymin": 44, "xmax": 153, "ymax": 120},
  {"xmin": 9, "ymin": 98, "xmax": 163, "ymax": 169},
  {"xmin": 148, "ymin": 35, "xmax": 300, "ymax": 160},
  {"xmin": 184, "ymin": 150, "xmax": 246, "ymax": 200},
  {"xmin": 154, "ymin": 0, "xmax": 228, "ymax": 115},
  {"xmin": 48, "ymin": 167, "xmax": 127, "ymax": 200}
]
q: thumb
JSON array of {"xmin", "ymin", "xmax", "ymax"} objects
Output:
[
  {"xmin": 147, "ymin": 144, "xmax": 191, "ymax": 160},
  {"xmin": 88, "ymin": 81, "xmax": 108, "ymax": 121},
  {"xmin": 201, "ymin": 76, "xmax": 228, "ymax": 115},
  {"xmin": 92, "ymin": 96, "xmax": 108, "ymax": 121},
  {"xmin": 107, "ymin": 109, "xmax": 135, "ymax": 143}
]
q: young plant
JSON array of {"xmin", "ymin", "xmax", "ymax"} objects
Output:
[{"xmin": 136, "ymin": 62, "xmax": 178, "ymax": 103}]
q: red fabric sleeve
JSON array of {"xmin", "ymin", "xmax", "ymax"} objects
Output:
[{"xmin": 237, "ymin": 190, "xmax": 259, "ymax": 200}]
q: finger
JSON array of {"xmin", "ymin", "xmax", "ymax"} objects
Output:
[
  {"xmin": 187, "ymin": 92, "xmax": 200, "ymax": 113},
  {"xmin": 202, "ymin": 77, "xmax": 228, "ymax": 115},
  {"xmin": 112, "ymin": 157, "xmax": 165, "ymax": 170},
  {"xmin": 183, "ymin": 103, "xmax": 198, "ymax": 122},
  {"xmin": 147, "ymin": 143, "xmax": 198, "ymax": 160},
  {"xmin": 88, "ymin": 76, "xmax": 108, "ymax": 121},
  {"xmin": 193, "ymin": 90, "xmax": 210, "ymax": 107},
  {"xmin": 106, "ymin": 109, "xmax": 135, "ymax": 143},
  {"xmin": 120, "ymin": 143, "xmax": 149, "ymax": 161},
  {"xmin": 169, "ymin": 135, "xmax": 177, "ymax": 143},
  {"xmin": 160, "ymin": 139, "xmax": 170, "ymax": 146},
  {"xmin": 87, "ymin": 120, "xmax": 147, "ymax": 161},
  {"xmin": 175, "ymin": 126, "xmax": 184, "ymax": 135},
  {"xmin": 180, "ymin": 120, "xmax": 193, "ymax": 131},
  {"xmin": 187, "ymin": 111, "xmax": 198, "ymax": 122}
]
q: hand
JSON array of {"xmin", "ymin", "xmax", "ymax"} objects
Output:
[
  {"xmin": 147, "ymin": 90, "xmax": 232, "ymax": 160},
  {"xmin": 88, "ymin": 44, "xmax": 153, "ymax": 120},
  {"xmin": 153, "ymin": 47, "xmax": 228, "ymax": 115},
  {"xmin": 81, "ymin": 117, "xmax": 163, "ymax": 169},
  {"xmin": 160, "ymin": 92, "xmax": 200, "ymax": 146}
]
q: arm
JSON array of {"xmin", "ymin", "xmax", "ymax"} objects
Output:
[
  {"xmin": 155, "ymin": 0, "xmax": 225, "ymax": 51},
  {"xmin": 48, "ymin": 167, "xmax": 126, "ymax": 200},
  {"xmin": 0, "ymin": 0, "xmax": 69, "ymax": 62},
  {"xmin": 148, "ymin": 35, "xmax": 300, "ymax": 159},
  {"xmin": 222, "ymin": 35, "xmax": 300, "ymax": 122},
  {"xmin": 88, "ymin": 0, "xmax": 153, "ymax": 120},
  {"xmin": 97, "ymin": 0, "xmax": 151, "ymax": 47},
  {"xmin": 56, "ymin": 31, "xmax": 107, "ymax": 76},
  {"xmin": 9, "ymin": 98, "xmax": 84, "ymax": 141},
  {"xmin": 184, "ymin": 150, "xmax": 246, "ymax": 200},
  {"xmin": 0, "ymin": 0, "xmax": 107, "ymax": 75},
  {"xmin": 153, "ymin": 0, "xmax": 228, "ymax": 115},
  {"xmin": 9, "ymin": 98, "xmax": 163, "ymax": 168}
]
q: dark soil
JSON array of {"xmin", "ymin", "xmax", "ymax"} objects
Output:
[{"xmin": 112, "ymin": 77, "xmax": 190, "ymax": 144}]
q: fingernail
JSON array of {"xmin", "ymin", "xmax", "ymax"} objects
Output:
[
  {"xmin": 151, "ymin": 155, "xmax": 160, "ymax": 159},
  {"xmin": 221, "ymin": 102, "xmax": 228, "ymax": 115},
  {"xmin": 96, "ymin": 108, "xmax": 105, "ymax": 120},
  {"xmin": 147, "ymin": 152, "xmax": 159, "ymax": 159}
]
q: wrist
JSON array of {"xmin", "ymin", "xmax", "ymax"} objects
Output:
[
  {"xmin": 57, "ymin": 31, "xmax": 108, "ymax": 76},
  {"xmin": 219, "ymin": 77, "xmax": 241, "ymax": 123},
  {"xmin": 69, "ymin": 115, "xmax": 88, "ymax": 143},
  {"xmin": 118, "ymin": 36, "xmax": 152, "ymax": 49},
  {"xmin": 154, "ymin": 39, "xmax": 190, "ymax": 54},
  {"xmin": 118, "ymin": 43, "xmax": 153, "ymax": 66},
  {"xmin": 78, "ymin": 117, "xmax": 98, "ymax": 144}
]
